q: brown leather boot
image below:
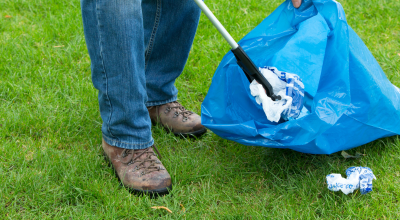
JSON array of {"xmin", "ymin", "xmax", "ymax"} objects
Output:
[
  {"xmin": 147, "ymin": 101, "xmax": 207, "ymax": 137},
  {"xmin": 102, "ymin": 139, "xmax": 172, "ymax": 195}
]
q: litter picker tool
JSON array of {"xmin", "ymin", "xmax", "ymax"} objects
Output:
[{"xmin": 193, "ymin": 0, "xmax": 281, "ymax": 101}]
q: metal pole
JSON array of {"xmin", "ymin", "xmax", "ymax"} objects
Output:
[{"xmin": 193, "ymin": 0, "xmax": 239, "ymax": 49}]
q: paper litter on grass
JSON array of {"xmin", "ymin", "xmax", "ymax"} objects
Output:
[{"xmin": 326, "ymin": 167, "xmax": 376, "ymax": 195}]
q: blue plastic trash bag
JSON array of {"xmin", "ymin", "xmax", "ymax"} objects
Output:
[{"xmin": 201, "ymin": 0, "xmax": 400, "ymax": 154}]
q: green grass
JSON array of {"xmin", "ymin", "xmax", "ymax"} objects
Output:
[{"xmin": 1, "ymin": 0, "xmax": 400, "ymax": 218}]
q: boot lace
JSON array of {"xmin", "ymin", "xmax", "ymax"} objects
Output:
[
  {"xmin": 122, "ymin": 146, "xmax": 164, "ymax": 176},
  {"xmin": 165, "ymin": 101, "xmax": 193, "ymax": 122}
]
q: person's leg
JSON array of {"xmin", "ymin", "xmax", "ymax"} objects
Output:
[
  {"xmin": 81, "ymin": 0, "xmax": 152, "ymax": 149},
  {"xmin": 142, "ymin": 0, "xmax": 206, "ymax": 137},
  {"xmin": 142, "ymin": 0, "xmax": 201, "ymax": 105},
  {"xmin": 81, "ymin": 0, "xmax": 171, "ymax": 194}
]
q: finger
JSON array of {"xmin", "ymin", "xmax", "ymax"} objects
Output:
[{"xmin": 292, "ymin": 0, "xmax": 301, "ymax": 8}]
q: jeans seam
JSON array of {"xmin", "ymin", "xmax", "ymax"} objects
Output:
[
  {"xmin": 103, "ymin": 134, "xmax": 153, "ymax": 146},
  {"xmin": 144, "ymin": 0, "xmax": 162, "ymax": 69},
  {"xmin": 95, "ymin": 0, "xmax": 115, "ymax": 138},
  {"xmin": 146, "ymin": 95, "xmax": 177, "ymax": 107}
]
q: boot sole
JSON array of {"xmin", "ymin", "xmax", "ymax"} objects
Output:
[
  {"xmin": 102, "ymin": 151, "xmax": 172, "ymax": 197},
  {"xmin": 173, "ymin": 127, "xmax": 207, "ymax": 138},
  {"xmin": 152, "ymin": 121, "xmax": 207, "ymax": 138}
]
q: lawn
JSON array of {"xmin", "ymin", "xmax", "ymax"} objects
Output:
[{"xmin": 1, "ymin": 0, "xmax": 400, "ymax": 218}]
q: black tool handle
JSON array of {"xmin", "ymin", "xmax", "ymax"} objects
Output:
[{"xmin": 231, "ymin": 45, "xmax": 281, "ymax": 101}]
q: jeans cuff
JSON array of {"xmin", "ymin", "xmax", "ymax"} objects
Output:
[
  {"xmin": 103, "ymin": 133, "xmax": 154, "ymax": 150},
  {"xmin": 145, "ymin": 95, "xmax": 177, "ymax": 107}
]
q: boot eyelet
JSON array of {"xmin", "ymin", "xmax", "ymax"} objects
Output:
[
  {"xmin": 164, "ymin": 107, "xmax": 171, "ymax": 114},
  {"xmin": 122, "ymin": 149, "xmax": 131, "ymax": 158},
  {"xmin": 173, "ymin": 112, "xmax": 179, "ymax": 118},
  {"xmin": 182, "ymin": 117, "xmax": 188, "ymax": 122}
]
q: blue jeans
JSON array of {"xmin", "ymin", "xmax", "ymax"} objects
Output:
[{"xmin": 81, "ymin": 0, "xmax": 201, "ymax": 149}]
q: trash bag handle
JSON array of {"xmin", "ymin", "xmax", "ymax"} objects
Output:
[{"xmin": 193, "ymin": 0, "xmax": 281, "ymax": 101}]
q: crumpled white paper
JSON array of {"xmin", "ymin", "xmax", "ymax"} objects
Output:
[
  {"xmin": 249, "ymin": 67, "xmax": 293, "ymax": 122},
  {"xmin": 250, "ymin": 82, "xmax": 292, "ymax": 123},
  {"xmin": 326, "ymin": 167, "xmax": 376, "ymax": 195}
]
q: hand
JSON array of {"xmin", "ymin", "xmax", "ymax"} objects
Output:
[{"xmin": 292, "ymin": 0, "xmax": 302, "ymax": 8}]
